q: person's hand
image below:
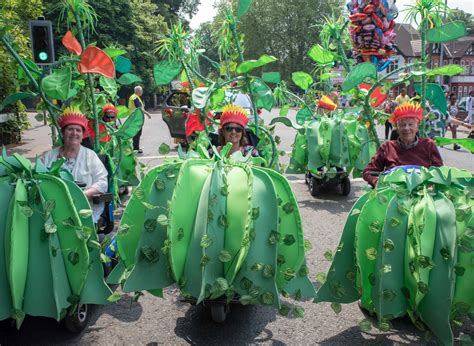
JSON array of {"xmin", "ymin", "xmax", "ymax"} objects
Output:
[{"xmin": 464, "ymin": 122, "xmax": 472, "ymax": 129}]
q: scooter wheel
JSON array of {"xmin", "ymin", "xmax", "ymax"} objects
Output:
[
  {"xmin": 210, "ymin": 305, "xmax": 227, "ymax": 323},
  {"xmin": 308, "ymin": 176, "xmax": 320, "ymax": 197},
  {"xmin": 340, "ymin": 177, "xmax": 351, "ymax": 196},
  {"xmin": 63, "ymin": 304, "xmax": 88, "ymax": 333}
]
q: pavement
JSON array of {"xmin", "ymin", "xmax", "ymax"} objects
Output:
[{"xmin": 2, "ymin": 110, "xmax": 473, "ymax": 345}]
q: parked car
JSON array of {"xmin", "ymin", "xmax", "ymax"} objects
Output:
[{"xmin": 162, "ymin": 90, "xmax": 191, "ymax": 139}]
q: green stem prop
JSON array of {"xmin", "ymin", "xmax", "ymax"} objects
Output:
[
  {"xmin": 420, "ymin": 19, "xmax": 428, "ymax": 137},
  {"xmin": 229, "ymin": 11, "xmax": 260, "ymax": 137},
  {"xmin": 72, "ymin": 9, "xmax": 100, "ymax": 151},
  {"xmin": 1, "ymin": 35, "xmax": 62, "ymax": 144}
]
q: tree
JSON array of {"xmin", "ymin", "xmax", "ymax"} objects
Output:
[
  {"xmin": 448, "ymin": 8, "xmax": 474, "ymax": 35},
  {"xmin": 194, "ymin": 21, "xmax": 221, "ymax": 78},
  {"xmin": 0, "ymin": 0, "xmax": 44, "ymax": 143},
  {"xmin": 43, "ymin": 0, "xmax": 168, "ymax": 103},
  {"xmin": 151, "ymin": 0, "xmax": 201, "ymax": 19},
  {"xmin": 211, "ymin": 0, "xmax": 343, "ymax": 84}
]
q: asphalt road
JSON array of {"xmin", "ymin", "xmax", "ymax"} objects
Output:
[{"xmin": 1, "ymin": 109, "xmax": 473, "ymax": 345}]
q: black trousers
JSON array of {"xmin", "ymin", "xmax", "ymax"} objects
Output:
[
  {"xmin": 133, "ymin": 127, "xmax": 143, "ymax": 150},
  {"xmin": 384, "ymin": 120, "xmax": 392, "ymax": 140}
]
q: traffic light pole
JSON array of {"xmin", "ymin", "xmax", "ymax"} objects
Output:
[{"xmin": 1, "ymin": 35, "xmax": 62, "ymax": 144}]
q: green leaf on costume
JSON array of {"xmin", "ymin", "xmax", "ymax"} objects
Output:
[
  {"xmin": 308, "ymin": 44, "xmax": 335, "ymax": 65},
  {"xmin": 427, "ymin": 64, "xmax": 465, "ymax": 77},
  {"xmin": 342, "ymin": 63, "xmax": 377, "ymax": 92},
  {"xmin": 117, "ymin": 73, "xmax": 142, "ymax": 85},
  {"xmin": 249, "ymin": 78, "xmax": 274, "ymax": 111},
  {"xmin": 99, "ymin": 76, "xmax": 118, "ymax": 99},
  {"xmin": 114, "ymin": 56, "xmax": 132, "ymax": 74},
  {"xmin": 41, "ymin": 67, "xmax": 72, "ymax": 100},
  {"xmin": 237, "ymin": 54, "xmax": 277, "ymax": 74},
  {"xmin": 262, "ymin": 71, "xmax": 281, "ymax": 84},
  {"xmin": 427, "ymin": 21, "xmax": 466, "ymax": 43},
  {"xmin": 153, "ymin": 60, "xmax": 182, "ymax": 86},
  {"xmin": 291, "ymin": 71, "xmax": 313, "ymax": 90},
  {"xmin": 237, "ymin": 0, "xmax": 253, "ymax": 17},
  {"xmin": 113, "ymin": 108, "xmax": 144, "ymax": 140},
  {"xmin": 159, "ymin": 143, "xmax": 171, "ymax": 155}
]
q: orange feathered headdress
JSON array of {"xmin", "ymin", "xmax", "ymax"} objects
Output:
[
  {"xmin": 219, "ymin": 104, "xmax": 248, "ymax": 128},
  {"xmin": 389, "ymin": 102, "xmax": 423, "ymax": 124},
  {"xmin": 57, "ymin": 107, "xmax": 89, "ymax": 138},
  {"xmin": 102, "ymin": 103, "xmax": 118, "ymax": 115}
]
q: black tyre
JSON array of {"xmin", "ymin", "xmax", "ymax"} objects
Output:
[
  {"xmin": 63, "ymin": 304, "xmax": 88, "ymax": 333},
  {"xmin": 210, "ymin": 305, "xmax": 227, "ymax": 323},
  {"xmin": 308, "ymin": 176, "xmax": 321, "ymax": 197},
  {"xmin": 340, "ymin": 177, "xmax": 351, "ymax": 196}
]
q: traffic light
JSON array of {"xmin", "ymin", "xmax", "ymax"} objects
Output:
[{"xmin": 29, "ymin": 20, "xmax": 55, "ymax": 64}]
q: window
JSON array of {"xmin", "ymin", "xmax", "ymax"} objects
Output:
[
  {"xmin": 464, "ymin": 86, "xmax": 468, "ymax": 96},
  {"xmin": 461, "ymin": 60, "xmax": 466, "ymax": 74},
  {"xmin": 387, "ymin": 58, "xmax": 399, "ymax": 73},
  {"xmin": 471, "ymin": 61, "xmax": 474, "ymax": 75},
  {"xmin": 452, "ymin": 86, "xmax": 457, "ymax": 93}
]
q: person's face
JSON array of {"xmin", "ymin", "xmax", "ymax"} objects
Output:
[
  {"xmin": 401, "ymin": 89, "xmax": 406, "ymax": 96},
  {"xmin": 223, "ymin": 122, "xmax": 244, "ymax": 146},
  {"xmin": 450, "ymin": 96, "xmax": 457, "ymax": 105},
  {"xmin": 103, "ymin": 111, "xmax": 116, "ymax": 122},
  {"xmin": 63, "ymin": 124, "xmax": 83, "ymax": 147},
  {"xmin": 397, "ymin": 118, "xmax": 418, "ymax": 144},
  {"xmin": 136, "ymin": 88, "xmax": 143, "ymax": 96}
]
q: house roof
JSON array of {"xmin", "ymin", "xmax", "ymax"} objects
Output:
[
  {"xmin": 394, "ymin": 23, "xmax": 474, "ymax": 59},
  {"xmin": 442, "ymin": 36, "xmax": 474, "ymax": 58},
  {"xmin": 393, "ymin": 23, "xmax": 421, "ymax": 57}
]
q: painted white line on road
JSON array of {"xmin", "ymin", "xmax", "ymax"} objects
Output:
[
  {"xmin": 287, "ymin": 177, "xmax": 364, "ymax": 184},
  {"xmin": 139, "ymin": 155, "xmax": 179, "ymax": 159}
]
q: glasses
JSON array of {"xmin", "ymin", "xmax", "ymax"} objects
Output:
[{"xmin": 224, "ymin": 126, "xmax": 243, "ymax": 133}]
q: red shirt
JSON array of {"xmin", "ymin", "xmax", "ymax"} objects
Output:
[{"xmin": 363, "ymin": 138, "xmax": 443, "ymax": 187}]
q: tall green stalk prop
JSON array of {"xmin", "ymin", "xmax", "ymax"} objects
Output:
[{"xmin": 404, "ymin": 0, "xmax": 449, "ymax": 137}]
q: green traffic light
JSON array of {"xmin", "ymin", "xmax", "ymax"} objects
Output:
[{"xmin": 38, "ymin": 51, "xmax": 48, "ymax": 61}]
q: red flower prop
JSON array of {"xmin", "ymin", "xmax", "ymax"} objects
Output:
[
  {"xmin": 359, "ymin": 83, "xmax": 387, "ymax": 107},
  {"xmin": 318, "ymin": 95, "xmax": 337, "ymax": 111},
  {"xmin": 78, "ymin": 46, "xmax": 115, "ymax": 78},
  {"xmin": 185, "ymin": 110, "xmax": 211, "ymax": 137},
  {"xmin": 62, "ymin": 31, "xmax": 82, "ymax": 56},
  {"xmin": 390, "ymin": 102, "xmax": 423, "ymax": 124}
]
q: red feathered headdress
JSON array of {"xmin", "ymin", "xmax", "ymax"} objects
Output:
[
  {"xmin": 58, "ymin": 107, "xmax": 89, "ymax": 138},
  {"xmin": 389, "ymin": 102, "xmax": 423, "ymax": 124},
  {"xmin": 219, "ymin": 104, "xmax": 248, "ymax": 128},
  {"xmin": 102, "ymin": 103, "xmax": 118, "ymax": 115}
]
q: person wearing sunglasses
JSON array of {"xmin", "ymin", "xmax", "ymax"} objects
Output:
[
  {"xmin": 86, "ymin": 103, "xmax": 118, "ymax": 145},
  {"xmin": 216, "ymin": 104, "xmax": 258, "ymax": 157}
]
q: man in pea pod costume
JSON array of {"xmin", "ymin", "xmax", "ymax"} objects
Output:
[
  {"xmin": 109, "ymin": 105, "xmax": 316, "ymax": 319},
  {"xmin": 316, "ymin": 102, "xmax": 473, "ymax": 344}
]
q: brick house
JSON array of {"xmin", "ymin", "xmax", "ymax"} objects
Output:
[
  {"xmin": 379, "ymin": 23, "xmax": 474, "ymax": 99},
  {"xmin": 429, "ymin": 37, "xmax": 474, "ymax": 100}
]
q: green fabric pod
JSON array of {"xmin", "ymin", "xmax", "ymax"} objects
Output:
[
  {"xmin": 114, "ymin": 157, "xmax": 316, "ymax": 311},
  {"xmin": 316, "ymin": 166, "xmax": 474, "ymax": 345}
]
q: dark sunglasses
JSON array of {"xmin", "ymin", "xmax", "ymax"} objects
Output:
[{"xmin": 224, "ymin": 126, "xmax": 243, "ymax": 133}]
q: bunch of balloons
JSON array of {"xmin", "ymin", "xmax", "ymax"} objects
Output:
[{"xmin": 347, "ymin": 0, "xmax": 398, "ymax": 70}]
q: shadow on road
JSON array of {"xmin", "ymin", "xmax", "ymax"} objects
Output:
[
  {"xmin": 297, "ymin": 184, "xmax": 365, "ymax": 214},
  {"xmin": 0, "ymin": 295, "xmax": 143, "ymax": 345},
  {"xmin": 173, "ymin": 302, "xmax": 284, "ymax": 345}
]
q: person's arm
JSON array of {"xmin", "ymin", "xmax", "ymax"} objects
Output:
[
  {"xmin": 134, "ymin": 98, "xmax": 151, "ymax": 119},
  {"xmin": 84, "ymin": 154, "xmax": 108, "ymax": 199},
  {"xmin": 362, "ymin": 145, "xmax": 387, "ymax": 187},
  {"xmin": 427, "ymin": 140, "xmax": 444, "ymax": 167}
]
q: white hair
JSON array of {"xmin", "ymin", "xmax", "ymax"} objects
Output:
[{"xmin": 134, "ymin": 85, "xmax": 143, "ymax": 93}]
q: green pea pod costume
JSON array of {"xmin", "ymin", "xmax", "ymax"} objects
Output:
[
  {"xmin": 316, "ymin": 166, "xmax": 474, "ymax": 345},
  {"xmin": 0, "ymin": 152, "xmax": 112, "ymax": 329},
  {"xmin": 287, "ymin": 113, "xmax": 375, "ymax": 178},
  {"xmin": 111, "ymin": 153, "xmax": 316, "ymax": 309}
]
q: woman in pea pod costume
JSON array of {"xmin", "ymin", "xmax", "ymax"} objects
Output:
[
  {"xmin": 316, "ymin": 160, "xmax": 473, "ymax": 341},
  {"xmin": 108, "ymin": 110, "xmax": 316, "ymax": 320}
]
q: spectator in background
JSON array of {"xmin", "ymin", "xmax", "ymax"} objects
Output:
[
  {"xmin": 395, "ymin": 88, "xmax": 410, "ymax": 104},
  {"xmin": 128, "ymin": 85, "xmax": 151, "ymax": 154},
  {"xmin": 382, "ymin": 93, "xmax": 397, "ymax": 140},
  {"xmin": 466, "ymin": 90, "xmax": 474, "ymax": 125}
]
